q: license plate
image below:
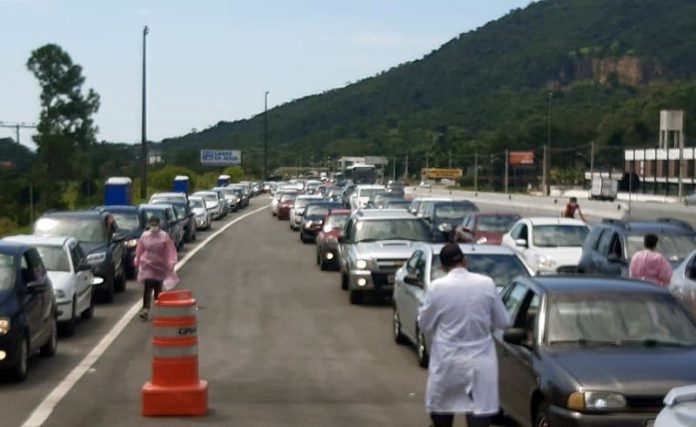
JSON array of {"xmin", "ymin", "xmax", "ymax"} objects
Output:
[{"xmin": 387, "ymin": 275, "xmax": 395, "ymax": 284}]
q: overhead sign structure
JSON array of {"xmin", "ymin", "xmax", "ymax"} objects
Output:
[
  {"xmin": 509, "ymin": 151, "xmax": 535, "ymax": 166},
  {"xmin": 200, "ymin": 149, "xmax": 241, "ymax": 166}
]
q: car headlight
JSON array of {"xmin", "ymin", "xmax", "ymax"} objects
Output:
[
  {"xmin": 86, "ymin": 251, "xmax": 107, "ymax": 264},
  {"xmin": 304, "ymin": 221, "xmax": 314, "ymax": 228},
  {"xmin": 356, "ymin": 259, "xmax": 369, "ymax": 269},
  {"xmin": 476, "ymin": 236, "xmax": 488, "ymax": 244},
  {"xmin": 568, "ymin": 391, "xmax": 626, "ymax": 411},
  {"xmin": 125, "ymin": 239, "xmax": 138, "ymax": 248},
  {"xmin": 237, "ymin": 197, "xmax": 241, "ymax": 203},
  {"xmin": 322, "ymin": 224, "xmax": 332, "ymax": 233},
  {"xmin": 438, "ymin": 223, "xmax": 453, "ymax": 233},
  {"xmin": 537, "ymin": 256, "xmax": 556, "ymax": 269},
  {"xmin": 0, "ymin": 318, "xmax": 9, "ymax": 335},
  {"xmin": 54, "ymin": 289, "xmax": 66, "ymax": 299}
]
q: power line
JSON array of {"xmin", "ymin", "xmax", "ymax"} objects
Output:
[{"xmin": 0, "ymin": 121, "xmax": 37, "ymax": 145}]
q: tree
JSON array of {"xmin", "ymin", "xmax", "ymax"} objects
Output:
[{"xmin": 27, "ymin": 44, "xmax": 100, "ymax": 206}]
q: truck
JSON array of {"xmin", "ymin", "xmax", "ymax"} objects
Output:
[{"xmin": 590, "ymin": 177, "xmax": 618, "ymax": 201}]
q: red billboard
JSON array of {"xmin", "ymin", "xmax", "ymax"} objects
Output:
[{"xmin": 509, "ymin": 151, "xmax": 535, "ymax": 165}]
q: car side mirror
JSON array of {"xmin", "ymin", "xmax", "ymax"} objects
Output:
[
  {"xmin": 503, "ymin": 328, "xmax": 527, "ymax": 346},
  {"xmin": 514, "ymin": 239, "xmax": 528, "ymax": 248},
  {"xmin": 27, "ymin": 279, "xmax": 48, "ymax": 292},
  {"xmin": 404, "ymin": 273, "xmax": 423, "ymax": 287}
]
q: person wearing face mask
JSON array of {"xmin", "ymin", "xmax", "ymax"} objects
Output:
[{"xmin": 134, "ymin": 217, "xmax": 178, "ymax": 320}]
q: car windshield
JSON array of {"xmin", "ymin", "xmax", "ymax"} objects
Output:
[
  {"xmin": 35, "ymin": 217, "xmax": 106, "ymax": 244},
  {"xmin": 152, "ymin": 196, "xmax": 183, "ymax": 203},
  {"xmin": 431, "ymin": 254, "xmax": 530, "ymax": 288},
  {"xmin": 189, "ymin": 198, "xmax": 205, "ymax": 209},
  {"xmin": 434, "ymin": 203, "xmax": 477, "ymax": 220},
  {"xmin": 476, "ymin": 215, "xmax": 520, "ymax": 232},
  {"xmin": 36, "ymin": 245, "xmax": 70, "ymax": 272},
  {"xmin": 626, "ymin": 233, "xmax": 696, "ymax": 262},
  {"xmin": 141, "ymin": 209, "xmax": 166, "ymax": 223},
  {"xmin": 111, "ymin": 213, "xmax": 140, "ymax": 231},
  {"xmin": 533, "ymin": 225, "xmax": 589, "ymax": 247},
  {"xmin": 326, "ymin": 215, "xmax": 349, "ymax": 229},
  {"xmin": 280, "ymin": 194, "xmax": 297, "ymax": 203},
  {"xmin": 547, "ymin": 292, "xmax": 696, "ymax": 346},
  {"xmin": 354, "ymin": 219, "xmax": 430, "ymax": 242},
  {"xmin": 387, "ymin": 201, "xmax": 410, "ymax": 209},
  {"xmin": 306, "ymin": 205, "xmax": 336, "ymax": 217},
  {"xmin": 171, "ymin": 205, "xmax": 187, "ymax": 219},
  {"xmin": 359, "ymin": 188, "xmax": 382, "ymax": 198},
  {"xmin": 296, "ymin": 198, "xmax": 320, "ymax": 209},
  {"xmin": 195, "ymin": 194, "xmax": 217, "ymax": 203},
  {"xmin": 0, "ymin": 254, "xmax": 14, "ymax": 291}
]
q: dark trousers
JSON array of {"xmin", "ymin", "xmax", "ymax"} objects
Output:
[
  {"xmin": 430, "ymin": 413, "xmax": 490, "ymax": 427},
  {"xmin": 143, "ymin": 279, "xmax": 163, "ymax": 309}
]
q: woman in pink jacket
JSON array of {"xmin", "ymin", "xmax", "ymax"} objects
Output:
[
  {"xmin": 629, "ymin": 233, "xmax": 673, "ymax": 287},
  {"xmin": 134, "ymin": 217, "xmax": 178, "ymax": 320}
]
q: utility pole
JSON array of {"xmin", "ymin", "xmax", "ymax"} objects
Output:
[
  {"xmin": 0, "ymin": 122, "xmax": 36, "ymax": 144},
  {"xmin": 264, "ymin": 91, "xmax": 270, "ymax": 181},
  {"xmin": 542, "ymin": 145, "xmax": 549, "ymax": 196},
  {"xmin": 589, "ymin": 141, "xmax": 595, "ymax": 183},
  {"xmin": 474, "ymin": 152, "xmax": 479, "ymax": 192},
  {"xmin": 392, "ymin": 157, "xmax": 396, "ymax": 181},
  {"xmin": 404, "ymin": 154, "xmax": 409, "ymax": 181},
  {"xmin": 140, "ymin": 25, "xmax": 149, "ymax": 200},
  {"xmin": 448, "ymin": 150, "xmax": 452, "ymax": 169},
  {"xmin": 504, "ymin": 150, "xmax": 509, "ymax": 194},
  {"xmin": 546, "ymin": 91, "xmax": 553, "ymax": 196}
]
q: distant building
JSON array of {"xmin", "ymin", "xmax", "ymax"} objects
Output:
[{"xmin": 148, "ymin": 149, "xmax": 164, "ymax": 165}]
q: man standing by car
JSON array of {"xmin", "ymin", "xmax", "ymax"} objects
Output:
[
  {"xmin": 561, "ymin": 196, "xmax": 586, "ymax": 222},
  {"xmin": 418, "ymin": 243, "xmax": 509, "ymax": 427},
  {"xmin": 629, "ymin": 233, "xmax": 673, "ymax": 287}
]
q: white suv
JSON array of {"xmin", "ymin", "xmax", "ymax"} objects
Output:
[
  {"xmin": 501, "ymin": 217, "xmax": 590, "ymax": 275},
  {"xmin": 349, "ymin": 185, "xmax": 385, "ymax": 211}
]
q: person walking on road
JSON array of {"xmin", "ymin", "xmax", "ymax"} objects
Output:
[
  {"xmin": 418, "ymin": 243, "xmax": 510, "ymax": 427},
  {"xmin": 629, "ymin": 233, "xmax": 672, "ymax": 287},
  {"xmin": 561, "ymin": 196, "xmax": 586, "ymax": 222},
  {"xmin": 134, "ymin": 217, "xmax": 178, "ymax": 320}
]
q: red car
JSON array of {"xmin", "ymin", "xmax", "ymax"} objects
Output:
[
  {"xmin": 455, "ymin": 212, "xmax": 521, "ymax": 245},
  {"xmin": 315, "ymin": 209, "xmax": 351, "ymax": 271},
  {"xmin": 277, "ymin": 193, "xmax": 298, "ymax": 220}
]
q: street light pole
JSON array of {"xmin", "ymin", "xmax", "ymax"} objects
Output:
[
  {"xmin": 264, "ymin": 91, "xmax": 270, "ymax": 180},
  {"xmin": 140, "ymin": 25, "xmax": 149, "ymax": 200},
  {"xmin": 545, "ymin": 91, "xmax": 553, "ymax": 196}
]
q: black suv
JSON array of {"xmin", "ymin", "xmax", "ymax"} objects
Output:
[
  {"xmin": 577, "ymin": 218, "xmax": 696, "ymax": 277},
  {"xmin": 34, "ymin": 211, "xmax": 127, "ymax": 302}
]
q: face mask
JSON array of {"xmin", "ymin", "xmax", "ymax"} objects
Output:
[{"xmin": 150, "ymin": 226, "xmax": 160, "ymax": 233}]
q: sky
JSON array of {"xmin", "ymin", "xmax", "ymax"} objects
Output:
[{"xmin": 1, "ymin": 0, "xmax": 535, "ymax": 148}]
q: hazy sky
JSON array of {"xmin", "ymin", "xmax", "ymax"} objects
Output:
[{"xmin": 1, "ymin": 0, "xmax": 534, "ymax": 147}]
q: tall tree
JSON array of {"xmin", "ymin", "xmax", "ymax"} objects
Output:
[{"xmin": 27, "ymin": 44, "xmax": 100, "ymax": 206}]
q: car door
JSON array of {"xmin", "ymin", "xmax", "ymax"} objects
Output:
[
  {"xmin": 578, "ymin": 226, "xmax": 604, "ymax": 274},
  {"xmin": 339, "ymin": 219, "xmax": 357, "ymax": 273},
  {"xmin": 70, "ymin": 243, "xmax": 92, "ymax": 313},
  {"xmin": 107, "ymin": 220, "xmax": 125, "ymax": 279},
  {"xmin": 597, "ymin": 230, "xmax": 625, "ymax": 276},
  {"xmin": 22, "ymin": 249, "xmax": 52, "ymax": 349},
  {"xmin": 399, "ymin": 250, "xmax": 426, "ymax": 340}
]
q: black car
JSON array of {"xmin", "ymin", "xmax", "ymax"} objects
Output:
[
  {"xmin": 95, "ymin": 205, "xmax": 146, "ymax": 280},
  {"xmin": 421, "ymin": 200, "xmax": 479, "ymax": 242},
  {"xmin": 577, "ymin": 218, "xmax": 696, "ymax": 277},
  {"xmin": 34, "ymin": 211, "xmax": 127, "ymax": 303},
  {"xmin": 0, "ymin": 242, "xmax": 57, "ymax": 381},
  {"xmin": 299, "ymin": 202, "xmax": 343, "ymax": 243},
  {"xmin": 228, "ymin": 186, "xmax": 249, "ymax": 209},
  {"xmin": 497, "ymin": 276, "xmax": 696, "ymax": 427},
  {"xmin": 138, "ymin": 204, "xmax": 185, "ymax": 250},
  {"xmin": 150, "ymin": 197, "xmax": 196, "ymax": 243}
]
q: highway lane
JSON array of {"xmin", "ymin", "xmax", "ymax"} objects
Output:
[{"xmin": 0, "ymin": 206, "xmax": 250, "ymax": 427}]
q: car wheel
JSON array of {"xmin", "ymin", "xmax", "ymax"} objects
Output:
[
  {"xmin": 393, "ymin": 309, "xmax": 408, "ymax": 345},
  {"xmin": 59, "ymin": 297, "xmax": 77, "ymax": 337},
  {"xmin": 11, "ymin": 337, "xmax": 29, "ymax": 381},
  {"xmin": 349, "ymin": 290, "xmax": 363, "ymax": 305},
  {"xmin": 417, "ymin": 329, "xmax": 429, "ymax": 368},
  {"xmin": 316, "ymin": 250, "xmax": 321, "ymax": 266},
  {"xmin": 99, "ymin": 273, "xmax": 115, "ymax": 303},
  {"xmin": 81, "ymin": 291, "xmax": 95, "ymax": 320},
  {"xmin": 341, "ymin": 271, "xmax": 349, "ymax": 290},
  {"xmin": 534, "ymin": 402, "xmax": 550, "ymax": 427},
  {"xmin": 320, "ymin": 255, "xmax": 329, "ymax": 271},
  {"xmin": 114, "ymin": 267, "xmax": 126, "ymax": 293},
  {"xmin": 40, "ymin": 318, "xmax": 58, "ymax": 357}
]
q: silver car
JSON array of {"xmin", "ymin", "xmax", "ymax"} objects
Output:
[
  {"xmin": 656, "ymin": 384, "xmax": 696, "ymax": 426},
  {"xmin": 188, "ymin": 196, "xmax": 211, "ymax": 230},
  {"xmin": 338, "ymin": 209, "xmax": 431, "ymax": 305},
  {"xmin": 392, "ymin": 243, "xmax": 533, "ymax": 367},
  {"xmin": 192, "ymin": 191, "xmax": 224, "ymax": 220},
  {"xmin": 213, "ymin": 187, "xmax": 240, "ymax": 212},
  {"xmin": 289, "ymin": 195, "xmax": 323, "ymax": 231}
]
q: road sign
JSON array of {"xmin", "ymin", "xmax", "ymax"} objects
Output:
[
  {"xmin": 200, "ymin": 149, "xmax": 241, "ymax": 166},
  {"xmin": 509, "ymin": 151, "xmax": 535, "ymax": 165}
]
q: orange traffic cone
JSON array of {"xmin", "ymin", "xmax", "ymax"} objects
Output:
[{"xmin": 142, "ymin": 290, "xmax": 208, "ymax": 416}]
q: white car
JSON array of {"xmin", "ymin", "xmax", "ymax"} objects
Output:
[
  {"xmin": 349, "ymin": 185, "xmax": 385, "ymax": 211},
  {"xmin": 656, "ymin": 384, "xmax": 696, "ymax": 426},
  {"xmin": 188, "ymin": 196, "xmax": 211, "ymax": 230},
  {"xmin": 3, "ymin": 235, "xmax": 96, "ymax": 336},
  {"xmin": 501, "ymin": 217, "xmax": 590, "ymax": 274},
  {"xmin": 407, "ymin": 197, "xmax": 452, "ymax": 216},
  {"xmin": 192, "ymin": 191, "xmax": 223, "ymax": 220}
]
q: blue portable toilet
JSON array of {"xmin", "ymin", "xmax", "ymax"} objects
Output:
[
  {"xmin": 173, "ymin": 175, "xmax": 190, "ymax": 194},
  {"xmin": 104, "ymin": 177, "xmax": 133, "ymax": 206},
  {"xmin": 217, "ymin": 174, "xmax": 231, "ymax": 187}
]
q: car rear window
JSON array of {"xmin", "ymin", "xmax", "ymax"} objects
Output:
[
  {"xmin": 35, "ymin": 217, "xmax": 106, "ymax": 244},
  {"xmin": 431, "ymin": 253, "xmax": 530, "ymax": 288},
  {"xmin": 354, "ymin": 219, "xmax": 430, "ymax": 242},
  {"xmin": 0, "ymin": 254, "xmax": 14, "ymax": 291}
]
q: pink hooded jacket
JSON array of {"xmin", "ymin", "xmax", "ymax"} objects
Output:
[
  {"xmin": 134, "ymin": 229, "xmax": 178, "ymax": 284},
  {"xmin": 629, "ymin": 250, "xmax": 673, "ymax": 287}
]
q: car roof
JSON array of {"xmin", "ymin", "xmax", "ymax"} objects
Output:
[
  {"xmin": 354, "ymin": 209, "xmax": 421, "ymax": 220},
  {"xmin": 357, "ymin": 185, "xmax": 385, "ymax": 190},
  {"xmin": 3, "ymin": 234, "xmax": 74, "ymax": 247},
  {"xmin": 525, "ymin": 217, "xmax": 587, "ymax": 226},
  {"xmin": 41, "ymin": 210, "xmax": 104, "ymax": 220},
  {"xmin": 0, "ymin": 241, "xmax": 31, "ymax": 256},
  {"xmin": 95, "ymin": 205, "xmax": 139, "ymax": 213},
  {"xmin": 138, "ymin": 204, "xmax": 169, "ymax": 211},
  {"xmin": 417, "ymin": 243, "xmax": 521, "ymax": 256},
  {"xmin": 599, "ymin": 218, "xmax": 695, "ymax": 235},
  {"xmin": 328, "ymin": 209, "xmax": 351, "ymax": 216},
  {"xmin": 520, "ymin": 276, "xmax": 668, "ymax": 294},
  {"xmin": 297, "ymin": 195, "xmax": 323, "ymax": 200},
  {"xmin": 472, "ymin": 212, "xmax": 519, "ymax": 217},
  {"xmin": 193, "ymin": 191, "xmax": 218, "ymax": 196},
  {"xmin": 151, "ymin": 192, "xmax": 186, "ymax": 198},
  {"xmin": 413, "ymin": 197, "xmax": 452, "ymax": 202}
]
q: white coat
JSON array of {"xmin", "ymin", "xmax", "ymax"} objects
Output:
[{"xmin": 418, "ymin": 267, "xmax": 509, "ymax": 415}]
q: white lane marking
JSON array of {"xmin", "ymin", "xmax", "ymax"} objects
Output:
[{"xmin": 21, "ymin": 205, "xmax": 269, "ymax": 427}]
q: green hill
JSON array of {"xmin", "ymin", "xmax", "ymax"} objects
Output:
[{"xmin": 160, "ymin": 0, "xmax": 696, "ymax": 180}]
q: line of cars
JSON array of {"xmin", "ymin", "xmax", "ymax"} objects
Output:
[
  {"xmin": 0, "ymin": 181, "xmax": 260, "ymax": 381},
  {"xmin": 273, "ymin": 181, "xmax": 696, "ymax": 427}
]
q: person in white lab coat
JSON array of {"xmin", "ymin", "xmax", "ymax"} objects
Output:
[{"xmin": 418, "ymin": 243, "xmax": 510, "ymax": 427}]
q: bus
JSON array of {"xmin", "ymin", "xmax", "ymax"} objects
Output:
[{"xmin": 345, "ymin": 164, "xmax": 377, "ymax": 184}]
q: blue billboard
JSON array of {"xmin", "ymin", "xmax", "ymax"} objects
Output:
[{"xmin": 200, "ymin": 149, "xmax": 242, "ymax": 166}]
